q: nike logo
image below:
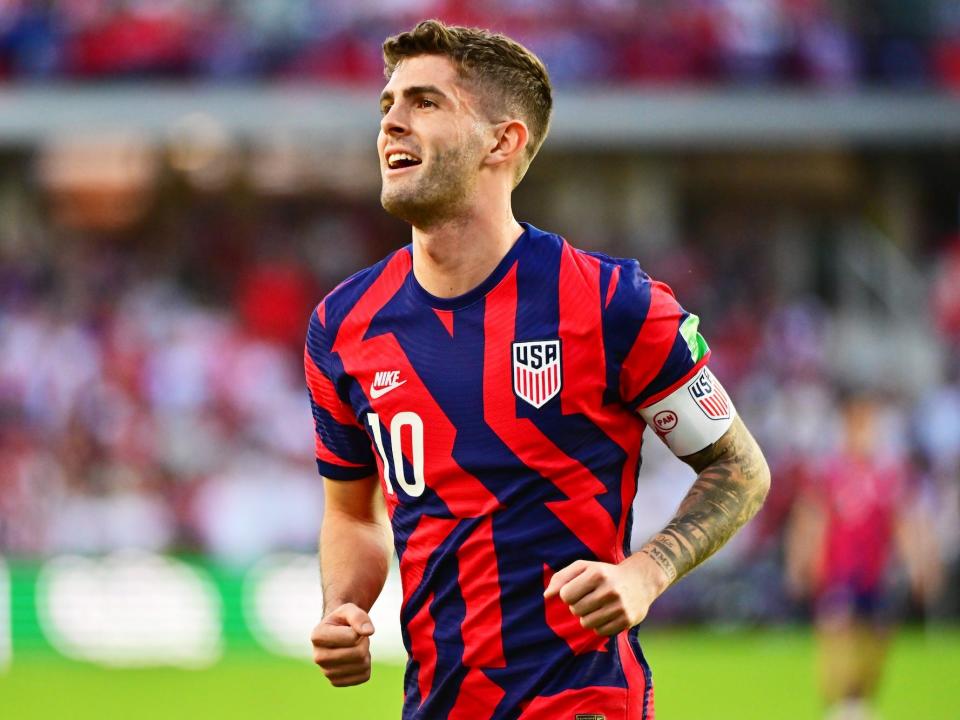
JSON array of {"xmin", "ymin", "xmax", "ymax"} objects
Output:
[
  {"xmin": 370, "ymin": 370, "xmax": 406, "ymax": 399},
  {"xmin": 370, "ymin": 380, "xmax": 406, "ymax": 398}
]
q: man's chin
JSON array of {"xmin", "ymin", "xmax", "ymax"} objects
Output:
[
  {"xmin": 381, "ymin": 175, "xmax": 467, "ymax": 228},
  {"xmin": 381, "ymin": 191, "xmax": 428, "ymax": 226}
]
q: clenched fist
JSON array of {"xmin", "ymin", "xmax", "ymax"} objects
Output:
[
  {"xmin": 543, "ymin": 555, "xmax": 669, "ymax": 636},
  {"xmin": 311, "ymin": 603, "xmax": 375, "ymax": 686}
]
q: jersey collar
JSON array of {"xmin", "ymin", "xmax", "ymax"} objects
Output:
[{"xmin": 406, "ymin": 222, "xmax": 533, "ymax": 311}]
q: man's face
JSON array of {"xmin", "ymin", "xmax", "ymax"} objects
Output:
[
  {"xmin": 378, "ymin": 55, "xmax": 491, "ymax": 227},
  {"xmin": 843, "ymin": 398, "xmax": 877, "ymax": 456}
]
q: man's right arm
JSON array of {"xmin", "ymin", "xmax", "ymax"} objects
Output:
[{"xmin": 312, "ymin": 474, "xmax": 393, "ymax": 687}]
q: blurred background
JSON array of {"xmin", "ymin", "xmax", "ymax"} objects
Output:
[{"xmin": 0, "ymin": 1, "xmax": 959, "ymax": 718}]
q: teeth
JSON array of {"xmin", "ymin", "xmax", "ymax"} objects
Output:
[{"xmin": 387, "ymin": 152, "xmax": 420, "ymax": 168}]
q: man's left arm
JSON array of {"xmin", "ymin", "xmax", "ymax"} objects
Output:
[{"xmin": 545, "ymin": 416, "xmax": 770, "ymax": 636}]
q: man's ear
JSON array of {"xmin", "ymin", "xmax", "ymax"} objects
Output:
[{"xmin": 483, "ymin": 119, "xmax": 528, "ymax": 171}]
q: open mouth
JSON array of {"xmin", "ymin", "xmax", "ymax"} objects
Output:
[{"xmin": 386, "ymin": 152, "xmax": 422, "ymax": 170}]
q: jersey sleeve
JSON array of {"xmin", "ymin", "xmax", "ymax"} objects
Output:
[
  {"xmin": 612, "ymin": 263, "xmax": 735, "ymax": 456},
  {"xmin": 304, "ymin": 303, "xmax": 377, "ymax": 480}
]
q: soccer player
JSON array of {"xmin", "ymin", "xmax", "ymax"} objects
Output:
[
  {"xmin": 305, "ymin": 20, "xmax": 770, "ymax": 719},
  {"xmin": 786, "ymin": 393, "xmax": 941, "ymax": 720}
]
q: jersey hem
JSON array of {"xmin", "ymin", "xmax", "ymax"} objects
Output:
[{"xmin": 315, "ymin": 459, "xmax": 376, "ymax": 480}]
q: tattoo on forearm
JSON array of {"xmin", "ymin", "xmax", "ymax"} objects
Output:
[
  {"xmin": 641, "ymin": 416, "xmax": 770, "ymax": 584},
  {"xmin": 644, "ymin": 544, "xmax": 680, "ymax": 581}
]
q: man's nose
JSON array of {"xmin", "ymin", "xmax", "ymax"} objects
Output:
[{"xmin": 380, "ymin": 105, "xmax": 409, "ymax": 136}]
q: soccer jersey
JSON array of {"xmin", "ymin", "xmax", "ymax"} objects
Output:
[
  {"xmin": 812, "ymin": 454, "xmax": 906, "ymax": 595},
  {"xmin": 305, "ymin": 223, "xmax": 727, "ymax": 720}
]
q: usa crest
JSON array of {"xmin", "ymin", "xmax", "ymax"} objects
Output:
[
  {"xmin": 688, "ymin": 367, "xmax": 731, "ymax": 420},
  {"xmin": 512, "ymin": 340, "xmax": 562, "ymax": 409}
]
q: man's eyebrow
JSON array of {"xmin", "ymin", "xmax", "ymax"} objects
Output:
[{"xmin": 379, "ymin": 85, "xmax": 449, "ymax": 105}]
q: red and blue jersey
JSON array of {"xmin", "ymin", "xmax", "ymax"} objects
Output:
[
  {"xmin": 812, "ymin": 454, "xmax": 907, "ymax": 595},
  {"xmin": 305, "ymin": 223, "xmax": 712, "ymax": 720}
]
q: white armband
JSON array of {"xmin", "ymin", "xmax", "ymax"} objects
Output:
[{"xmin": 638, "ymin": 366, "xmax": 736, "ymax": 457}]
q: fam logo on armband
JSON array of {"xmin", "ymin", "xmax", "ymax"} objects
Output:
[
  {"xmin": 652, "ymin": 409, "xmax": 678, "ymax": 432},
  {"xmin": 688, "ymin": 367, "xmax": 731, "ymax": 420},
  {"xmin": 512, "ymin": 339, "xmax": 562, "ymax": 409}
]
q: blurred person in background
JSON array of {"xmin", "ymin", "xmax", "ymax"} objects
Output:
[{"xmin": 786, "ymin": 391, "xmax": 942, "ymax": 720}]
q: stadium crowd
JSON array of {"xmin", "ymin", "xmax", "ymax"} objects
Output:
[
  {"xmin": 0, "ymin": 0, "xmax": 959, "ymax": 88},
  {"xmin": 0, "ymin": 173, "xmax": 957, "ymax": 623}
]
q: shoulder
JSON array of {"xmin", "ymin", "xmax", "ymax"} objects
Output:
[
  {"xmin": 527, "ymin": 224, "xmax": 633, "ymax": 275},
  {"xmin": 540, "ymin": 231, "xmax": 682, "ymax": 349},
  {"xmin": 583, "ymin": 249, "xmax": 650, "ymax": 288},
  {"xmin": 309, "ymin": 246, "xmax": 413, "ymax": 340},
  {"xmin": 572, "ymin": 244, "xmax": 673, "ymax": 320},
  {"xmin": 529, "ymin": 224, "xmax": 659, "ymax": 302}
]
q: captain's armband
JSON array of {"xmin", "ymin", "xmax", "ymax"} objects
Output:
[{"xmin": 638, "ymin": 366, "xmax": 736, "ymax": 457}]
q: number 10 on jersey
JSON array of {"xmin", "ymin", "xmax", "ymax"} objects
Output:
[{"xmin": 366, "ymin": 412, "xmax": 426, "ymax": 497}]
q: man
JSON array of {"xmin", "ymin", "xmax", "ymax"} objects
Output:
[
  {"xmin": 786, "ymin": 393, "xmax": 941, "ymax": 720},
  {"xmin": 305, "ymin": 19, "xmax": 770, "ymax": 719}
]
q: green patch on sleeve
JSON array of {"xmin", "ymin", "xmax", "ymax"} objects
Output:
[{"xmin": 679, "ymin": 313, "xmax": 709, "ymax": 362}]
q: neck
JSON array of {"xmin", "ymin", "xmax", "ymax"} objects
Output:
[{"xmin": 410, "ymin": 202, "xmax": 523, "ymax": 299}]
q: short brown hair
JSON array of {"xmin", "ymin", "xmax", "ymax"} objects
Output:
[{"xmin": 383, "ymin": 19, "xmax": 553, "ymax": 183}]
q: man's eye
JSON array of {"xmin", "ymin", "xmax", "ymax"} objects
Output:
[
  {"xmin": 380, "ymin": 104, "xmax": 392, "ymax": 116},
  {"xmin": 417, "ymin": 98, "xmax": 435, "ymax": 109}
]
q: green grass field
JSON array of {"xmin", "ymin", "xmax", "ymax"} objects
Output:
[{"xmin": 2, "ymin": 626, "xmax": 957, "ymax": 719}]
